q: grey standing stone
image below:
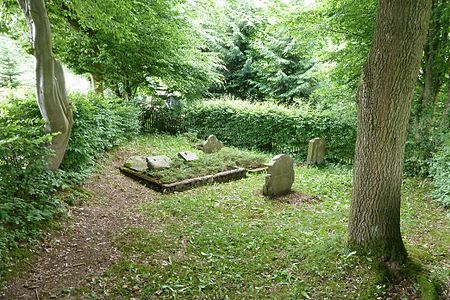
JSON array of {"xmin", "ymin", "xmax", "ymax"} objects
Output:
[
  {"xmin": 124, "ymin": 156, "xmax": 148, "ymax": 172},
  {"xmin": 263, "ymin": 154, "xmax": 294, "ymax": 196},
  {"xmin": 178, "ymin": 151, "xmax": 199, "ymax": 162},
  {"xmin": 306, "ymin": 138, "xmax": 325, "ymax": 165},
  {"xmin": 202, "ymin": 135, "xmax": 224, "ymax": 154},
  {"xmin": 146, "ymin": 155, "xmax": 172, "ymax": 169}
]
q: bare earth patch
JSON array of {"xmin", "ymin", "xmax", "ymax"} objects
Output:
[
  {"xmin": 284, "ymin": 192, "xmax": 320, "ymax": 205},
  {"xmin": 0, "ymin": 149, "xmax": 158, "ymax": 299},
  {"xmin": 267, "ymin": 191, "xmax": 320, "ymax": 206}
]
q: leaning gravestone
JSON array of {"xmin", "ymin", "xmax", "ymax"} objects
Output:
[
  {"xmin": 263, "ymin": 154, "xmax": 295, "ymax": 196},
  {"xmin": 178, "ymin": 151, "xmax": 199, "ymax": 162},
  {"xmin": 146, "ymin": 155, "xmax": 172, "ymax": 169},
  {"xmin": 202, "ymin": 135, "xmax": 224, "ymax": 154},
  {"xmin": 124, "ymin": 156, "xmax": 148, "ymax": 172},
  {"xmin": 306, "ymin": 138, "xmax": 325, "ymax": 165}
]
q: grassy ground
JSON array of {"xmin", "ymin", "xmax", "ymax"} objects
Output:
[{"xmin": 68, "ymin": 134, "xmax": 449, "ymax": 299}]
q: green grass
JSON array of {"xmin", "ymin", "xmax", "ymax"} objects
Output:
[{"xmin": 73, "ymin": 134, "xmax": 449, "ymax": 299}]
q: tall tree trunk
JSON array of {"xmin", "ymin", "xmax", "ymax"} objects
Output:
[
  {"xmin": 17, "ymin": 0, "xmax": 73, "ymax": 171},
  {"xmin": 349, "ymin": 0, "xmax": 432, "ymax": 261}
]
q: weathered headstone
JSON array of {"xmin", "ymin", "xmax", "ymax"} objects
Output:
[
  {"xmin": 263, "ymin": 154, "xmax": 294, "ymax": 196},
  {"xmin": 146, "ymin": 155, "xmax": 172, "ymax": 169},
  {"xmin": 124, "ymin": 156, "xmax": 148, "ymax": 172},
  {"xmin": 306, "ymin": 138, "xmax": 325, "ymax": 165},
  {"xmin": 178, "ymin": 151, "xmax": 199, "ymax": 162},
  {"xmin": 202, "ymin": 135, "xmax": 223, "ymax": 154}
]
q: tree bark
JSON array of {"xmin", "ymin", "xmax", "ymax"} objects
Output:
[
  {"xmin": 17, "ymin": 0, "xmax": 73, "ymax": 171},
  {"xmin": 349, "ymin": 0, "xmax": 432, "ymax": 261}
]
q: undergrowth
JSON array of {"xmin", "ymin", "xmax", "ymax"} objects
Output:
[
  {"xmin": 0, "ymin": 93, "xmax": 140, "ymax": 285},
  {"xmin": 71, "ymin": 135, "xmax": 449, "ymax": 299}
]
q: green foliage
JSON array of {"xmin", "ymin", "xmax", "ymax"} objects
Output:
[
  {"xmin": 61, "ymin": 93, "xmax": 140, "ymax": 182},
  {"xmin": 0, "ymin": 35, "xmax": 21, "ymax": 88},
  {"xmin": 0, "ymin": 92, "xmax": 140, "ymax": 281},
  {"xmin": 0, "ymin": 55, "xmax": 20, "ymax": 88},
  {"xmin": 407, "ymin": 0, "xmax": 450, "ymax": 177},
  {"xmin": 209, "ymin": 1, "xmax": 318, "ymax": 103},
  {"xmin": 144, "ymin": 147, "xmax": 268, "ymax": 183},
  {"xmin": 0, "ymin": 96, "xmax": 63, "ymax": 277},
  {"xmin": 318, "ymin": 0, "xmax": 376, "ymax": 87},
  {"xmin": 44, "ymin": 0, "xmax": 222, "ymax": 99},
  {"xmin": 207, "ymin": 1, "xmax": 264, "ymax": 99},
  {"xmin": 430, "ymin": 133, "xmax": 450, "ymax": 207},
  {"xmin": 144, "ymin": 99, "xmax": 357, "ymax": 163}
]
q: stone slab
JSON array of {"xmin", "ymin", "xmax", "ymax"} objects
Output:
[
  {"xmin": 124, "ymin": 156, "xmax": 148, "ymax": 172},
  {"xmin": 146, "ymin": 155, "xmax": 172, "ymax": 169},
  {"xmin": 178, "ymin": 151, "xmax": 199, "ymax": 162},
  {"xmin": 306, "ymin": 138, "xmax": 325, "ymax": 165}
]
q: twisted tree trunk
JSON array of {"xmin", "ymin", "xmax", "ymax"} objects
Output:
[
  {"xmin": 17, "ymin": 0, "xmax": 73, "ymax": 170},
  {"xmin": 349, "ymin": 0, "xmax": 432, "ymax": 261}
]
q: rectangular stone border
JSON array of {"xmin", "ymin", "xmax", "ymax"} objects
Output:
[{"xmin": 119, "ymin": 166, "xmax": 247, "ymax": 193}]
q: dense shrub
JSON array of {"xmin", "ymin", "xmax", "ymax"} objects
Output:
[
  {"xmin": 0, "ymin": 92, "xmax": 140, "ymax": 278},
  {"xmin": 0, "ymin": 97, "xmax": 63, "ymax": 275},
  {"xmin": 430, "ymin": 133, "xmax": 450, "ymax": 207},
  {"xmin": 61, "ymin": 93, "xmax": 140, "ymax": 182},
  {"xmin": 143, "ymin": 99, "xmax": 357, "ymax": 162}
]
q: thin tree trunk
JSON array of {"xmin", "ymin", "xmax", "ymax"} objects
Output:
[
  {"xmin": 349, "ymin": 0, "xmax": 432, "ymax": 261},
  {"xmin": 414, "ymin": 0, "xmax": 445, "ymax": 139},
  {"xmin": 17, "ymin": 0, "xmax": 73, "ymax": 170}
]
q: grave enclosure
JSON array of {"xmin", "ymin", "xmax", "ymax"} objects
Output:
[
  {"xmin": 120, "ymin": 135, "xmax": 251, "ymax": 193},
  {"xmin": 121, "ymin": 135, "xmax": 326, "ymax": 194}
]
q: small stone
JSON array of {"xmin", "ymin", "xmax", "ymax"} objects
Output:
[
  {"xmin": 146, "ymin": 155, "xmax": 171, "ymax": 169},
  {"xmin": 263, "ymin": 154, "xmax": 294, "ymax": 196},
  {"xmin": 306, "ymin": 138, "xmax": 325, "ymax": 165},
  {"xmin": 178, "ymin": 151, "xmax": 199, "ymax": 162},
  {"xmin": 124, "ymin": 156, "xmax": 148, "ymax": 172},
  {"xmin": 202, "ymin": 135, "xmax": 223, "ymax": 154}
]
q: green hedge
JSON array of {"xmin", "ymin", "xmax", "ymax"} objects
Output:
[
  {"xmin": 61, "ymin": 93, "xmax": 140, "ymax": 182},
  {"xmin": 430, "ymin": 133, "xmax": 450, "ymax": 207},
  {"xmin": 143, "ymin": 99, "xmax": 357, "ymax": 162},
  {"xmin": 0, "ymin": 93, "xmax": 140, "ymax": 278}
]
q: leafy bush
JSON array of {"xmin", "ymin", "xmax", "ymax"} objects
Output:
[
  {"xmin": 429, "ymin": 133, "xmax": 450, "ymax": 207},
  {"xmin": 0, "ymin": 92, "xmax": 140, "ymax": 278},
  {"xmin": 61, "ymin": 93, "xmax": 141, "ymax": 183},
  {"xmin": 0, "ymin": 96, "xmax": 63, "ymax": 275},
  {"xmin": 143, "ymin": 99, "xmax": 357, "ymax": 162}
]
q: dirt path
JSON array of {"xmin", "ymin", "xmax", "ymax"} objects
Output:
[{"xmin": 1, "ymin": 150, "xmax": 158, "ymax": 299}]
